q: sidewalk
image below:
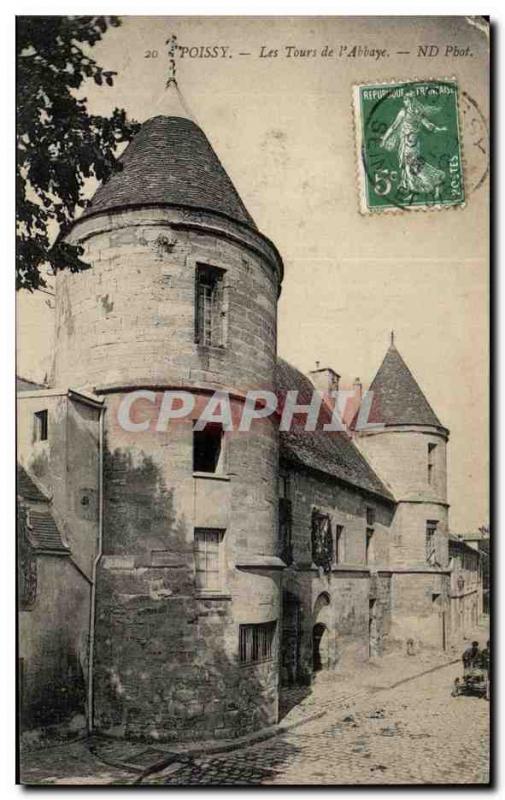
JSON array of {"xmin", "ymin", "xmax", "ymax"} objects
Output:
[{"xmin": 21, "ymin": 635, "xmax": 485, "ymax": 786}]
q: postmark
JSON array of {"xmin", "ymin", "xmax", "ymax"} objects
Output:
[{"xmin": 353, "ymin": 79, "xmax": 466, "ymax": 213}]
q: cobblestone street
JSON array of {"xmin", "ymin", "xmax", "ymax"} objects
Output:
[
  {"xmin": 144, "ymin": 662, "xmax": 489, "ymax": 786},
  {"xmin": 20, "ymin": 658, "xmax": 490, "ymax": 786}
]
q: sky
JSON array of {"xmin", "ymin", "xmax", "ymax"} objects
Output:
[{"xmin": 17, "ymin": 15, "xmax": 489, "ymax": 532}]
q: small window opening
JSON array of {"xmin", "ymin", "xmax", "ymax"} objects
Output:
[
  {"xmin": 335, "ymin": 524, "xmax": 345, "ymax": 565},
  {"xmin": 194, "ymin": 528, "xmax": 225, "ymax": 592},
  {"xmin": 426, "ymin": 520, "xmax": 438, "ymax": 565},
  {"xmin": 239, "ymin": 622, "xmax": 276, "ymax": 664},
  {"xmin": 366, "ymin": 528, "xmax": 375, "ymax": 564},
  {"xmin": 34, "ymin": 410, "xmax": 48, "ymax": 442},
  {"xmin": 195, "ymin": 264, "xmax": 225, "ymax": 347},
  {"xmin": 428, "ymin": 443, "xmax": 437, "ymax": 485},
  {"xmin": 193, "ymin": 423, "xmax": 224, "ymax": 473},
  {"xmin": 365, "ymin": 507, "xmax": 375, "ymax": 565}
]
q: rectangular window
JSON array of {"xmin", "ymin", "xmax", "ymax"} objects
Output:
[
  {"xmin": 239, "ymin": 621, "xmax": 276, "ymax": 664},
  {"xmin": 428, "ymin": 443, "xmax": 437, "ymax": 485},
  {"xmin": 365, "ymin": 507, "xmax": 375, "ymax": 565},
  {"xmin": 34, "ymin": 409, "xmax": 48, "ymax": 442},
  {"xmin": 194, "ymin": 528, "xmax": 225, "ymax": 592},
  {"xmin": 195, "ymin": 264, "xmax": 225, "ymax": 347},
  {"xmin": 335, "ymin": 524, "xmax": 345, "ymax": 565},
  {"xmin": 426, "ymin": 520, "xmax": 438, "ymax": 565},
  {"xmin": 366, "ymin": 527, "xmax": 375, "ymax": 565},
  {"xmin": 193, "ymin": 423, "xmax": 224, "ymax": 473}
]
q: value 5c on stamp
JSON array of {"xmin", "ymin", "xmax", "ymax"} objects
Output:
[{"xmin": 353, "ymin": 79, "xmax": 465, "ymax": 213}]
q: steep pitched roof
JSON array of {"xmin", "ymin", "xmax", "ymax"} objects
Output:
[
  {"xmin": 16, "ymin": 376, "xmax": 45, "ymax": 392},
  {"xmin": 27, "ymin": 510, "xmax": 69, "ymax": 553},
  {"xmin": 17, "ymin": 464, "xmax": 69, "ymax": 553},
  {"xmin": 276, "ymin": 359, "xmax": 394, "ymax": 502},
  {"xmin": 82, "ymin": 84, "xmax": 256, "ymax": 228},
  {"xmin": 366, "ymin": 343, "xmax": 444, "ymax": 429},
  {"xmin": 17, "ymin": 464, "xmax": 49, "ymax": 503}
]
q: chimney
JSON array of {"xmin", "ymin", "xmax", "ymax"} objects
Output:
[
  {"xmin": 308, "ymin": 365, "xmax": 341, "ymax": 395},
  {"xmin": 353, "ymin": 377, "xmax": 362, "ymax": 399}
]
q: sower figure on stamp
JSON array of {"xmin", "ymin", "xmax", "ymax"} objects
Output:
[{"xmin": 380, "ymin": 90, "xmax": 447, "ymax": 200}]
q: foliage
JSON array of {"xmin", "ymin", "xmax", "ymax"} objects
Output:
[{"xmin": 16, "ymin": 16, "xmax": 139, "ymax": 290}]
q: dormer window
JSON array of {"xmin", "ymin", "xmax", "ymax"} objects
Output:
[{"xmin": 195, "ymin": 264, "xmax": 226, "ymax": 347}]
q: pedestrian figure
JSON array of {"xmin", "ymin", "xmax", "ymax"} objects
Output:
[
  {"xmin": 462, "ymin": 640, "xmax": 480, "ymax": 671},
  {"xmin": 480, "ymin": 640, "xmax": 490, "ymax": 700}
]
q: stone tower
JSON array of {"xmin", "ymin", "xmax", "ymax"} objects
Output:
[
  {"xmin": 356, "ymin": 338, "xmax": 451, "ymax": 649},
  {"xmin": 53, "ymin": 84, "xmax": 284, "ymax": 741}
]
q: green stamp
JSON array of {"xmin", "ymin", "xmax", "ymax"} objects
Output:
[{"xmin": 353, "ymin": 80, "xmax": 465, "ymax": 212}]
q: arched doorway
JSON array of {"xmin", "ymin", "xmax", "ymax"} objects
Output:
[
  {"xmin": 312, "ymin": 622, "xmax": 329, "ymax": 672},
  {"xmin": 312, "ymin": 592, "xmax": 331, "ymax": 673}
]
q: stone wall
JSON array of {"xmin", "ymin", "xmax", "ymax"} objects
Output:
[
  {"xmin": 17, "ymin": 393, "xmax": 101, "ymax": 577},
  {"xmin": 92, "ymin": 396, "xmax": 280, "ymax": 741},
  {"xmin": 389, "ymin": 572, "xmax": 451, "ymax": 650},
  {"xmin": 54, "ymin": 207, "xmax": 280, "ymax": 393},
  {"xmin": 448, "ymin": 540, "xmax": 482, "ymax": 642},
  {"xmin": 357, "ymin": 427, "xmax": 448, "ymax": 504},
  {"xmin": 280, "ymin": 462, "xmax": 395, "ymax": 681},
  {"xmin": 17, "ymin": 392, "xmax": 100, "ymax": 740},
  {"xmin": 389, "ymin": 502, "xmax": 449, "ymax": 569},
  {"xmin": 56, "ymin": 204, "xmax": 283, "ymax": 742},
  {"xmin": 286, "ymin": 465, "xmax": 394, "ymax": 569},
  {"xmin": 19, "ymin": 554, "xmax": 90, "ymax": 741},
  {"xmin": 357, "ymin": 426, "xmax": 451, "ymax": 651}
]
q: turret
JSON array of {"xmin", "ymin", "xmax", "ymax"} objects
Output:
[
  {"xmin": 356, "ymin": 336, "xmax": 450, "ymax": 649},
  {"xmin": 54, "ymin": 82, "xmax": 284, "ymax": 741}
]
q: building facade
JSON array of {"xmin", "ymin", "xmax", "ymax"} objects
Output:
[{"xmin": 17, "ymin": 83, "xmax": 482, "ymax": 744}]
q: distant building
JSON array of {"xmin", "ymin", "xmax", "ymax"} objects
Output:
[
  {"xmin": 17, "ymin": 82, "xmax": 482, "ymax": 744},
  {"xmin": 449, "ymin": 530, "xmax": 489, "ymax": 621}
]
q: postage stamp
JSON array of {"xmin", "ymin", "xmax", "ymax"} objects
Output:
[{"xmin": 353, "ymin": 79, "xmax": 465, "ymax": 213}]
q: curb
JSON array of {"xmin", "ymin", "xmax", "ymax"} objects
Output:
[
  {"xmin": 91, "ymin": 708, "xmax": 327, "ymax": 779},
  {"xmin": 91, "ymin": 658, "xmax": 461, "ymax": 781},
  {"xmin": 369, "ymin": 658, "xmax": 459, "ymax": 692}
]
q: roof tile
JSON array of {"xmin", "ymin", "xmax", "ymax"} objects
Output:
[
  {"xmin": 82, "ymin": 114, "xmax": 256, "ymax": 228},
  {"xmin": 17, "ymin": 464, "xmax": 48, "ymax": 503},
  {"xmin": 276, "ymin": 359, "xmax": 394, "ymax": 502},
  {"xmin": 28, "ymin": 510, "xmax": 69, "ymax": 553},
  {"xmin": 366, "ymin": 343, "xmax": 444, "ymax": 429}
]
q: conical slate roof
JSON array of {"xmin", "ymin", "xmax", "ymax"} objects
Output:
[
  {"xmin": 367, "ymin": 342, "xmax": 443, "ymax": 429},
  {"xmin": 82, "ymin": 83, "xmax": 256, "ymax": 228}
]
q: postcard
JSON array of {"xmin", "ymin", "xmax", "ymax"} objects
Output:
[{"xmin": 16, "ymin": 15, "xmax": 490, "ymax": 786}]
